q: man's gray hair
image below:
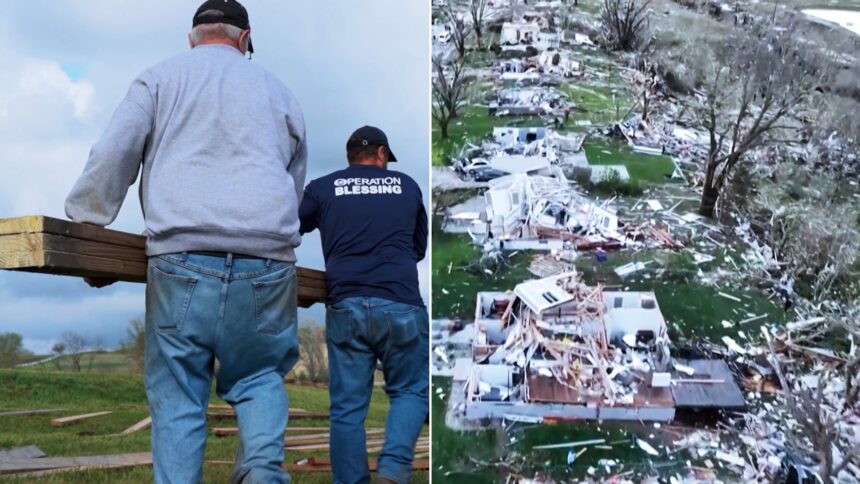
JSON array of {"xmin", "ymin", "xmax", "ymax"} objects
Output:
[{"xmin": 190, "ymin": 10, "xmax": 246, "ymax": 48}]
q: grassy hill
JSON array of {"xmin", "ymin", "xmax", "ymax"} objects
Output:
[{"xmin": 0, "ymin": 366, "xmax": 428, "ymax": 483}]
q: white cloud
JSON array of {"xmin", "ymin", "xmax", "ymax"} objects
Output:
[{"xmin": 0, "ymin": 52, "xmax": 97, "ymax": 135}]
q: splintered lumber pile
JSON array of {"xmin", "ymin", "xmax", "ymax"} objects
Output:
[{"xmin": 0, "ymin": 216, "xmax": 326, "ymax": 307}]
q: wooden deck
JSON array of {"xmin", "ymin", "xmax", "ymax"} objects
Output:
[{"xmin": 671, "ymin": 359, "xmax": 746, "ymax": 409}]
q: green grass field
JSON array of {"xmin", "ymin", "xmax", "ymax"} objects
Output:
[
  {"xmin": 583, "ymin": 139, "xmax": 678, "ymax": 183},
  {"xmin": 0, "ymin": 368, "xmax": 428, "ymax": 483}
]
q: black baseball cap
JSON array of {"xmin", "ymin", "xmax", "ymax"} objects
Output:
[
  {"xmin": 347, "ymin": 126, "xmax": 398, "ymax": 162},
  {"xmin": 193, "ymin": 0, "xmax": 254, "ymax": 54}
]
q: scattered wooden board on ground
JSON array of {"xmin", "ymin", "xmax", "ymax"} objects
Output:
[
  {"xmin": 0, "ymin": 409, "xmax": 64, "ymax": 417},
  {"xmin": 283, "ymin": 457, "xmax": 430, "ymax": 473},
  {"xmin": 50, "ymin": 411, "xmax": 113, "ymax": 428},
  {"xmin": 213, "ymin": 426, "xmax": 333, "ymax": 437},
  {"xmin": 118, "ymin": 416, "xmax": 152, "ymax": 435},
  {"xmin": 0, "ymin": 446, "xmax": 46, "ymax": 462},
  {"xmin": 0, "ymin": 452, "xmax": 151, "ymax": 475},
  {"xmin": 207, "ymin": 409, "xmax": 328, "ymax": 420}
]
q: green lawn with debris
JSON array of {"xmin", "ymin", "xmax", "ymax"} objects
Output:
[
  {"xmin": 0, "ymin": 368, "xmax": 428, "ymax": 483},
  {"xmin": 584, "ymin": 139, "xmax": 678, "ymax": 184}
]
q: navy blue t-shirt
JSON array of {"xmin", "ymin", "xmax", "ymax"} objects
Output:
[{"xmin": 298, "ymin": 164, "xmax": 427, "ymax": 307}]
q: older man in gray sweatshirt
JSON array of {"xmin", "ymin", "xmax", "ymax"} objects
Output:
[{"xmin": 64, "ymin": 2, "xmax": 305, "ymax": 483}]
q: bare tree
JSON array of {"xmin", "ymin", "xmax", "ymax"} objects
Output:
[
  {"xmin": 768, "ymin": 201, "xmax": 860, "ymax": 303},
  {"xmin": 51, "ymin": 342, "xmax": 65, "ymax": 370},
  {"xmin": 87, "ymin": 336, "xmax": 105, "ymax": 372},
  {"xmin": 842, "ymin": 315, "xmax": 860, "ymax": 411},
  {"xmin": 600, "ymin": 0, "xmax": 652, "ymax": 51},
  {"xmin": 61, "ymin": 331, "xmax": 90, "ymax": 373},
  {"xmin": 769, "ymin": 344, "xmax": 859, "ymax": 483},
  {"xmin": 122, "ymin": 317, "xmax": 146, "ymax": 373},
  {"xmin": 432, "ymin": 55, "xmax": 469, "ymax": 139},
  {"xmin": 695, "ymin": 26, "xmax": 824, "ymax": 217},
  {"xmin": 468, "ymin": 0, "xmax": 488, "ymax": 50},
  {"xmin": 298, "ymin": 325, "xmax": 327, "ymax": 383},
  {"xmin": 444, "ymin": 4, "xmax": 470, "ymax": 58}
]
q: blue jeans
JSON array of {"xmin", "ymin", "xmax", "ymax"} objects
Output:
[
  {"xmin": 144, "ymin": 253, "xmax": 299, "ymax": 484},
  {"xmin": 326, "ymin": 297, "xmax": 429, "ymax": 484}
]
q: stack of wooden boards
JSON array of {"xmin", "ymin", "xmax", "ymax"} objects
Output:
[{"xmin": 0, "ymin": 216, "xmax": 326, "ymax": 307}]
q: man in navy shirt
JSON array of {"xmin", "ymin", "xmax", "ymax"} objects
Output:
[{"xmin": 299, "ymin": 126, "xmax": 428, "ymax": 484}]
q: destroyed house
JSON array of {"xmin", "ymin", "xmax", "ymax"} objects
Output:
[
  {"xmin": 500, "ymin": 22, "xmax": 541, "ymax": 45},
  {"xmin": 493, "ymin": 127, "xmax": 546, "ymax": 146},
  {"xmin": 457, "ymin": 272, "xmax": 746, "ymax": 423},
  {"xmin": 431, "ymin": 20, "xmax": 452, "ymax": 43},
  {"xmin": 489, "ymin": 88, "xmax": 567, "ymax": 116},
  {"xmin": 536, "ymin": 32, "xmax": 561, "ymax": 51},
  {"xmin": 463, "ymin": 170, "xmax": 681, "ymax": 252}
]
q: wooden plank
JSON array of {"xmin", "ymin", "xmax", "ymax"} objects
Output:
[
  {"xmin": 207, "ymin": 409, "xmax": 329, "ymax": 420},
  {"xmin": 43, "ymin": 251, "xmax": 148, "ymax": 282},
  {"xmin": 0, "ymin": 216, "xmax": 144, "ymax": 249},
  {"xmin": 0, "ymin": 446, "xmax": 46, "ymax": 462},
  {"xmin": 0, "ymin": 409, "xmax": 64, "ymax": 417},
  {"xmin": 213, "ymin": 426, "xmax": 334, "ymax": 437},
  {"xmin": 671, "ymin": 359, "xmax": 746, "ymax": 409},
  {"xmin": 0, "ymin": 216, "xmax": 327, "ymax": 306},
  {"xmin": 0, "ymin": 452, "xmax": 151, "ymax": 475},
  {"xmin": 286, "ymin": 438, "xmax": 388, "ymax": 451},
  {"xmin": 50, "ymin": 411, "xmax": 113, "ymax": 428},
  {"xmin": 296, "ymin": 267, "xmax": 326, "ymax": 281},
  {"xmin": 118, "ymin": 416, "xmax": 151, "ymax": 435},
  {"xmin": 297, "ymin": 276, "xmax": 326, "ymax": 290},
  {"xmin": 202, "ymin": 458, "xmax": 430, "ymax": 473},
  {"xmin": 284, "ymin": 429, "xmax": 385, "ymax": 447},
  {"xmin": 297, "ymin": 285, "xmax": 326, "ymax": 302}
]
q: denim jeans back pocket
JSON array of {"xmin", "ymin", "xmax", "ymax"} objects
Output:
[
  {"xmin": 325, "ymin": 305, "xmax": 353, "ymax": 345},
  {"xmin": 384, "ymin": 306, "xmax": 419, "ymax": 346},
  {"xmin": 148, "ymin": 265, "xmax": 198, "ymax": 333},
  {"xmin": 252, "ymin": 272, "xmax": 297, "ymax": 335}
]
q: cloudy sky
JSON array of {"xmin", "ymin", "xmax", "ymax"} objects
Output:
[{"xmin": 0, "ymin": 1, "xmax": 430, "ymax": 354}]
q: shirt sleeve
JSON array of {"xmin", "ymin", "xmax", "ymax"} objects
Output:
[
  {"xmin": 65, "ymin": 75, "xmax": 153, "ymax": 226},
  {"xmin": 413, "ymin": 184, "xmax": 428, "ymax": 262},
  {"xmin": 299, "ymin": 182, "xmax": 320, "ymax": 235},
  {"xmin": 284, "ymin": 94, "xmax": 307, "ymax": 205}
]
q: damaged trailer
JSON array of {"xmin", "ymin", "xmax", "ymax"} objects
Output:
[
  {"xmin": 454, "ymin": 171, "xmax": 681, "ymax": 252},
  {"xmin": 489, "ymin": 87, "xmax": 569, "ymax": 117},
  {"xmin": 447, "ymin": 272, "xmax": 746, "ymax": 425}
]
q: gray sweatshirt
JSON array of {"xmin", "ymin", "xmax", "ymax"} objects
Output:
[{"xmin": 65, "ymin": 44, "xmax": 307, "ymax": 262}]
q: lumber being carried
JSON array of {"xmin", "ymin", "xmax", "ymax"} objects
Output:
[{"xmin": 0, "ymin": 216, "xmax": 326, "ymax": 307}]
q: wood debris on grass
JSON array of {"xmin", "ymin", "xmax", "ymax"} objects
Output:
[
  {"xmin": 0, "ymin": 409, "xmax": 65, "ymax": 417},
  {"xmin": 0, "ymin": 445, "xmax": 46, "ymax": 462},
  {"xmin": 212, "ymin": 426, "xmax": 332, "ymax": 437},
  {"xmin": 50, "ymin": 411, "xmax": 113, "ymax": 427},
  {"xmin": 207, "ymin": 409, "xmax": 328, "ymax": 420},
  {"xmin": 118, "ymin": 416, "xmax": 152, "ymax": 435},
  {"xmin": 0, "ymin": 452, "xmax": 152, "ymax": 475}
]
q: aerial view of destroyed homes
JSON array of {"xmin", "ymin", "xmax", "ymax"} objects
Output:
[{"xmin": 430, "ymin": 0, "xmax": 859, "ymax": 482}]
